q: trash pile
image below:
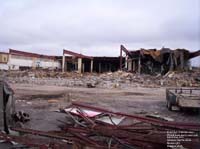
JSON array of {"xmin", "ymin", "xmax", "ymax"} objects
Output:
[
  {"xmin": 3, "ymin": 102, "xmax": 200, "ymax": 149},
  {"xmin": 4, "ymin": 68, "xmax": 200, "ymax": 88}
]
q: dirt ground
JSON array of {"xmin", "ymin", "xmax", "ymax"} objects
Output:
[{"xmin": 10, "ymin": 82, "xmax": 200, "ymax": 132}]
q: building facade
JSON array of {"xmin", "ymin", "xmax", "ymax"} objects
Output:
[
  {"xmin": 0, "ymin": 52, "xmax": 9, "ymax": 70},
  {"xmin": 8, "ymin": 49, "xmax": 61, "ymax": 70}
]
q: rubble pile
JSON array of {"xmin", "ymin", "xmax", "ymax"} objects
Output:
[
  {"xmin": 161, "ymin": 70, "xmax": 200, "ymax": 87},
  {"xmin": 4, "ymin": 102, "xmax": 200, "ymax": 149},
  {"xmin": 5, "ymin": 68, "xmax": 200, "ymax": 88},
  {"xmin": 4, "ymin": 70, "xmax": 85, "ymax": 78}
]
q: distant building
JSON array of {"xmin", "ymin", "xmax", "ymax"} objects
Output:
[
  {"xmin": 0, "ymin": 52, "xmax": 9, "ymax": 70},
  {"xmin": 0, "ymin": 46, "xmax": 199, "ymax": 73},
  {"xmin": 7, "ymin": 49, "xmax": 61, "ymax": 70},
  {"xmin": 0, "ymin": 49, "xmax": 61, "ymax": 70}
]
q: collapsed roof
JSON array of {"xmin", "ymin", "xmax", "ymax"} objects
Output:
[
  {"xmin": 120, "ymin": 45, "xmax": 200, "ymax": 74},
  {"xmin": 132, "ymin": 48, "xmax": 199, "ymax": 62}
]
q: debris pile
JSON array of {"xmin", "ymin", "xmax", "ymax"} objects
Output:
[
  {"xmin": 57, "ymin": 102, "xmax": 200, "ymax": 148},
  {"xmin": 12, "ymin": 111, "xmax": 30, "ymax": 123},
  {"xmin": 3, "ymin": 102, "xmax": 199, "ymax": 149},
  {"xmin": 4, "ymin": 70, "xmax": 85, "ymax": 78},
  {"xmin": 5, "ymin": 68, "xmax": 200, "ymax": 88}
]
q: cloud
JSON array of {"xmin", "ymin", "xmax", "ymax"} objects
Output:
[{"xmin": 0, "ymin": 0, "xmax": 199, "ymax": 65}]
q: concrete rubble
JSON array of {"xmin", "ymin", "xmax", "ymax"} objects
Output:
[{"xmin": 2, "ymin": 68, "xmax": 200, "ymax": 88}]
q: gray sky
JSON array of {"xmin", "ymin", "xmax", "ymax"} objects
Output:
[{"xmin": 0, "ymin": 0, "xmax": 199, "ymax": 65}]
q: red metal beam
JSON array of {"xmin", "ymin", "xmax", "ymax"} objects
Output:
[
  {"xmin": 63, "ymin": 49, "xmax": 93, "ymax": 59},
  {"xmin": 71, "ymin": 102, "xmax": 200, "ymax": 130},
  {"xmin": 9, "ymin": 49, "xmax": 56, "ymax": 60},
  {"xmin": 120, "ymin": 45, "xmax": 132, "ymax": 56}
]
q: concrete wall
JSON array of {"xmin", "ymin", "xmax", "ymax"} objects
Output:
[
  {"xmin": 38, "ymin": 59, "xmax": 61, "ymax": 69},
  {"xmin": 8, "ymin": 55, "xmax": 61, "ymax": 70},
  {"xmin": 0, "ymin": 63, "xmax": 9, "ymax": 70},
  {"xmin": 8, "ymin": 55, "xmax": 33, "ymax": 68},
  {"xmin": 127, "ymin": 59, "xmax": 132, "ymax": 71}
]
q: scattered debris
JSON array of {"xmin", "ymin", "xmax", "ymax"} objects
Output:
[
  {"xmin": 96, "ymin": 115, "xmax": 125, "ymax": 125},
  {"xmin": 63, "ymin": 107, "xmax": 102, "ymax": 118},
  {"xmin": 86, "ymin": 82, "xmax": 96, "ymax": 88},
  {"xmin": 146, "ymin": 114, "xmax": 174, "ymax": 121},
  {"xmin": 48, "ymin": 99, "xmax": 59, "ymax": 103},
  {"xmin": 5, "ymin": 68, "xmax": 200, "ymax": 88},
  {"xmin": 57, "ymin": 102, "xmax": 200, "ymax": 148},
  {"xmin": 0, "ymin": 60, "xmax": 200, "ymax": 148},
  {"xmin": 0, "ymin": 102, "xmax": 198, "ymax": 149},
  {"xmin": 195, "ymin": 77, "xmax": 200, "ymax": 82},
  {"xmin": 12, "ymin": 111, "xmax": 30, "ymax": 123}
]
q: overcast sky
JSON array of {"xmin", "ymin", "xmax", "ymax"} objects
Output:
[{"xmin": 0, "ymin": 0, "xmax": 199, "ymax": 65}]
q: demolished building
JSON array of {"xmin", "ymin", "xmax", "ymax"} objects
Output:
[
  {"xmin": 92, "ymin": 56, "xmax": 121, "ymax": 73},
  {"xmin": 120, "ymin": 45, "xmax": 200, "ymax": 74},
  {"xmin": 61, "ymin": 49, "xmax": 93, "ymax": 73},
  {"xmin": 8, "ymin": 49, "xmax": 61, "ymax": 70},
  {"xmin": 61, "ymin": 49, "xmax": 121, "ymax": 73},
  {"xmin": 0, "ymin": 49, "xmax": 61, "ymax": 70},
  {"xmin": 0, "ymin": 46, "xmax": 199, "ymax": 74}
]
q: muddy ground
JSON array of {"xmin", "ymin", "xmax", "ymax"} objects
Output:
[{"xmin": 10, "ymin": 82, "xmax": 200, "ymax": 132}]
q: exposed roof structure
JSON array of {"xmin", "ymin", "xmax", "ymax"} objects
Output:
[
  {"xmin": 9, "ymin": 49, "xmax": 56, "ymax": 60},
  {"xmin": 63, "ymin": 49, "xmax": 93, "ymax": 59},
  {"xmin": 120, "ymin": 45, "xmax": 200, "ymax": 74},
  {"xmin": 121, "ymin": 45, "xmax": 200, "ymax": 63}
]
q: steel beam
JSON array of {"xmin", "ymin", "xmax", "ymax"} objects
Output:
[{"xmin": 63, "ymin": 49, "xmax": 93, "ymax": 59}]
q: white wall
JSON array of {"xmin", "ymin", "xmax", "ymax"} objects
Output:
[
  {"xmin": 191, "ymin": 57, "xmax": 200, "ymax": 67},
  {"xmin": 9, "ymin": 57, "xmax": 33, "ymax": 67},
  {"xmin": 8, "ymin": 55, "xmax": 61, "ymax": 70},
  {"xmin": 37, "ymin": 59, "xmax": 61, "ymax": 69},
  {"xmin": 0, "ymin": 63, "xmax": 9, "ymax": 70}
]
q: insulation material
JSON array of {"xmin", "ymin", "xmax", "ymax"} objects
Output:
[
  {"xmin": 64, "ymin": 107, "xmax": 101, "ymax": 117},
  {"xmin": 96, "ymin": 115, "xmax": 125, "ymax": 125}
]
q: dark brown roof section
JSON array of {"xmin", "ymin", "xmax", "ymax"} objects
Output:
[
  {"xmin": 63, "ymin": 49, "xmax": 93, "ymax": 59},
  {"xmin": 0, "ymin": 51, "xmax": 9, "ymax": 55},
  {"xmin": 189, "ymin": 50, "xmax": 200, "ymax": 59},
  {"xmin": 9, "ymin": 49, "xmax": 56, "ymax": 60}
]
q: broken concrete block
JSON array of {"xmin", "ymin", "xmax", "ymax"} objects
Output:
[{"xmin": 86, "ymin": 83, "xmax": 96, "ymax": 88}]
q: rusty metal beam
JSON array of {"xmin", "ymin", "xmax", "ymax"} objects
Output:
[
  {"xmin": 120, "ymin": 45, "xmax": 132, "ymax": 56},
  {"xmin": 63, "ymin": 49, "xmax": 93, "ymax": 59},
  {"xmin": 71, "ymin": 102, "xmax": 200, "ymax": 130},
  {"xmin": 11, "ymin": 127, "xmax": 74, "ymax": 140},
  {"xmin": 9, "ymin": 49, "xmax": 56, "ymax": 60}
]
